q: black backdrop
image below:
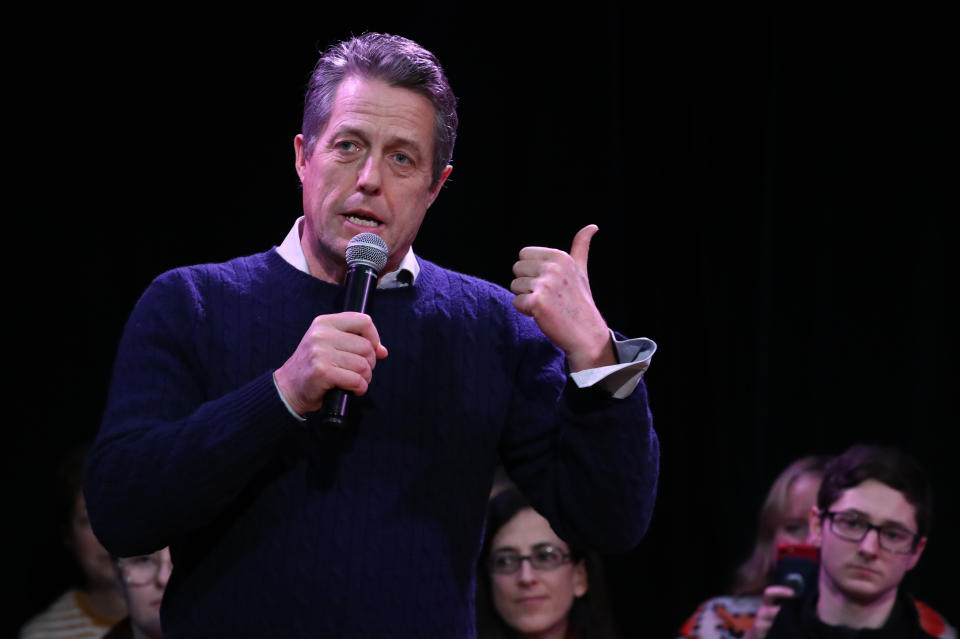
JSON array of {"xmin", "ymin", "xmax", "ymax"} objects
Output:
[{"xmin": 9, "ymin": 3, "xmax": 957, "ymax": 637}]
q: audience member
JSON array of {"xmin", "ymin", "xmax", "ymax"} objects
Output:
[
  {"xmin": 477, "ymin": 487, "xmax": 620, "ymax": 639},
  {"xmin": 675, "ymin": 452, "xmax": 954, "ymax": 639},
  {"xmin": 20, "ymin": 445, "xmax": 126, "ymax": 639},
  {"xmin": 761, "ymin": 444, "xmax": 953, "ymax": 639},
  {"xmin": 103, "ymin": 548, "xmax": 171, "ymax": 639}
]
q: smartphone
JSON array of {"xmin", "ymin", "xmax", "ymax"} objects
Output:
[{"xmin": 773, "ymin": 543, "xmax": 819, "ymax": 597}]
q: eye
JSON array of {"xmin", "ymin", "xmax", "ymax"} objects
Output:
[
  {"xmin": 336, "ymin": 140, "xmax": 359, "ymax": 152},
  {"xmin": 392, "ymin": 152, "xmax": 412, "ymax": 166},
  {"xmin": 491, "ymin": 553, "xmax": 518, "ymax": 569},
  {"xmin": 881, "ymin": 527, "xmax": 910, "ymax": 542},
  {"xmin": 533, "ymin": 546, "xmax": 562, "ymax": 562}
]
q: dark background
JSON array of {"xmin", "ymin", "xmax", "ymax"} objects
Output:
[{"xmin": 9, "ymin": 3, "xmax": 956, "ymax": 637}]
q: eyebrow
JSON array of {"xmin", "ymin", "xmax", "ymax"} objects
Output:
[
  {"xmin": 492, "ymin": 541, "xmax": 564, "ymax": 553},
  {"xmin": 839, "ymin": 509, "xmax": 914, "ymax": 530}
]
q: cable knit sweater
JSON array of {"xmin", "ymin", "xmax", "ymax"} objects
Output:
[{"xmin": 84, "ymin": 249, "xmax": 659, "ymax": 638}]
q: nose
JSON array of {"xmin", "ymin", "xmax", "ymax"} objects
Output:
[
  {"xmin": 516, "ymin": 557, "xmax": 538, "ymax": 586},
  {"xmin": 356, "ymin": 154, "xmax": 382, "ymax": 195},
  {"xmin": 156, "ymin": 550, "xmax": 173, "ymax": 588},
  {"xmin": 858, "ymin": 528, "xmax": 881, "ymax": 556}
]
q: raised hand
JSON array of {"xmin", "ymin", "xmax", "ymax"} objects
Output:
[
  {"xmin": 510, "ymin": 224, "xmax": 616, "ymax": 372},
  {"xmin": 744, "ymin": 585, "xmax": 796, "ymax": 639},
  {"xmin": 274, "ymin": 312, "xmax": 389, "ymax": 416}
]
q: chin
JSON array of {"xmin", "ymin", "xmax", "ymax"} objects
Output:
[
  {"xmin": 838, "ymin": 581, "xmax": 894, "ymax": 605},
  {"xmin": 510, "ymin": 614, "xmax": 565, "ymax": 636}
]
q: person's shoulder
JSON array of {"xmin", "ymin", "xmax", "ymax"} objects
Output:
[
  {"xmin": 414, "ymin": 258, "xmax": 521, "ymax": 319},
  {"xmin": 416, "ymin": 258, "xmax": 512, "ymax": 298},
  {"xmin": 18, "ymin": 589, "xmax": 102, "ymax": 639},
  {"xmin": 911, "ymin": 598, "xmax": 958, "ymax": 639},
  {"xmin": 155, "ymin": 248, "xmax": 282, "ymax": 284},
  {"xmin": 144, "ymin": 248, "xmax": 305, "ymax": 300},
  {"xmin": 676, "ymin": 595, "xmax": 762, "ymax": 639}
]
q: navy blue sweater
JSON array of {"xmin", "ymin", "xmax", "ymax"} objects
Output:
[{"xmin": 84, "ymin": 249, "xmax": 658, "ymax": 638}]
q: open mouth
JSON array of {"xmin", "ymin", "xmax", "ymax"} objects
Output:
[{"xmin": 345, "ymin": 213, "xmax": 382, "ymax": 228}]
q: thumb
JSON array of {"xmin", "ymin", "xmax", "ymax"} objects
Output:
[{"xmin": 569, "ymin": 224, "xmax": 599, "ymax": 272}]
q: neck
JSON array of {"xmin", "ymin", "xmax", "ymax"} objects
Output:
[
  {"xmin": 520, "ymin": 617, "xmax": 571, "ymax": 639},
  {"xmin": 302, "ymin": 241, "xmax": 347, "ymax": 284},
  {"xmin": 131, "ymin": 622, "xmax": 162, "ymax": 639},
  {"xmin": 816, "ymin": 571, "xmax": 897, "ymax": 629}
]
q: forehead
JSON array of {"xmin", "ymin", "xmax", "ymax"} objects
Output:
[
  {"xmin": 325, "ymin": 75, "xmax": 435, "ymax": 146},
  {"xmin": 828, "ymin": 479, "xmax": 918, "ymax": 529},
  {"xmin": 492, "ymin": 508, "xmax": 566, "ymax": 551},
  {"xmin": 783, "ymin": 473, "xmax": 821, "ymax": 518}
]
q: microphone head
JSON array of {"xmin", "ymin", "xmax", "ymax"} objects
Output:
[{"xmin": 345, "ymin": 232, "xmax": 389, "ymax": 273}]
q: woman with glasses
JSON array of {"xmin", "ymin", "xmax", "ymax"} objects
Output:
[
  {"xmin": 476, "ymin": 487, "xmax": 620, "ymax": 639},
  {"xmin": 103, "ymin": 548, "xmax": 171, "ymax": 639}
]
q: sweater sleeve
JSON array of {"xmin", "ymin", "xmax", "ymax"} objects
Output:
[
  {"xmin": 83, "ymin": 268, "xmax": 300, "ymax": 556},
  {"xmin": 497, "ymin": 312, "xmax": 660, "ymax": 554}
]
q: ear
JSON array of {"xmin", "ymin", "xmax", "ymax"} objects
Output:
[
  {"xmin": 572, "ymin": 559, "xmax": 589, "ymax": 598},
  {"xmin": 809, "ymin": 506, "xmax": 824, "ymax": 547},
  {"xmin": 426, "ymin": 164, "xmax": 453, "ymax": 206},
  {"xmin": 906, "ymin": 536, "xmax": 927, "ymax": 571},
  {"xmin": 294, "ymin": 134, "xmax": 308, "ymax": 182}
]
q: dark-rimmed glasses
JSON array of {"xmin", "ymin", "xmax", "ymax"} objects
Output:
[
  {"xmin": 117, "ymin": 550, "xmax": 171, "ymax": 586},
  {"xmin": 488, "ymin": 543, "xmax": 572, "ymax": 575},
  {"xmin": 821, "ymin": 511, "xmax": 920, "ymax": 554}
]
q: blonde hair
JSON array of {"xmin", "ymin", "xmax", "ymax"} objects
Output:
[{"xmin": 731, "ymin": 455, "xmax": 831, "ymax": 596}]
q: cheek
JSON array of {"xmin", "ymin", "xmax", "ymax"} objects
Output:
[
  {"xmin": 490, "ymin": 576, "xmax": 516, "ymax": 613},
  {"xmin": 126, "ymin": 586, "xmax": 160, "ymax": 626}
]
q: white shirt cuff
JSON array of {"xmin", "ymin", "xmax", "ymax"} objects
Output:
[{"xmin": 569, "ymin": 333, "xmax": 656, "ymax": 399}]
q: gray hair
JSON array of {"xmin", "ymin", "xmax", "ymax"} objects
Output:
[{"xmin": 302, "ymin": 32, "xmax": 458, "ymax": 188}]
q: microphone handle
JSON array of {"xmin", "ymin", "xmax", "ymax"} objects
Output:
[{"xmin": 320, "ymin": 264, "xmax": 379, "ymax": 428}]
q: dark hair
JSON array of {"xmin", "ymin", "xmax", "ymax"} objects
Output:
[
  {"xmin": 731, "ymin": 455, "xmax": 832, "ymax": 595},
  {"xmin": 476, "ymin": 488, "xmax": 620, "ymax": 639},
  {"xmin": 818, "ymin": 444, "xmax": 932, "ymax": 539},
  {"xmin": 302, "ymin": 32, "xmax": 458, "ymax": 188},
  {"xmin": 58, "ymin": 444, "xmax": 90, "ymax": 541},
  {"xmin": 56, "ymin": 443, "xmax": 96, "ymax": 587}
]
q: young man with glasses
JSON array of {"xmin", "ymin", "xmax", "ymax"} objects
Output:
[{"xmin": 756, "ymin": 444, "xmax": 952, "ymax": 639}]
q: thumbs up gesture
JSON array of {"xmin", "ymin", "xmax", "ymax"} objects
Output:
[{"xmin": 511, "ymin": 224, "xmax": 616, "ymax": 372}]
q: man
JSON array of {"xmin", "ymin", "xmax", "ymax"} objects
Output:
[
  {"xmin": 83, "ymin": 32, "xmax": 659, "ymax": 637},
  {"xmin": 754, "ymin": 444, "xmax": 950, "ymax": 638}
]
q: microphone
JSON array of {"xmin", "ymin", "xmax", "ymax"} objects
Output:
[{"xmin": 320, "ymin": 232, "xmax": 389, "ymax": 428}]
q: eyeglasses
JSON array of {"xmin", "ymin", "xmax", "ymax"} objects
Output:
[
  {"xmin": 488, "ymin": 543, "xmax": 572, "ymax": 575},
  {"xmin": 822, "ymin": 511, "xmax": 920, "ymax": 554},
  {"xmin": 117, "ymin": 550, "xmax": 171, "ymax": 586}
]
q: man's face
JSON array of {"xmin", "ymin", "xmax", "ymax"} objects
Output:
[
  {"xmin": 811, "ymin": 479, "xmax": 926, "ymax": 605},
  {"xmin": 294, "ymin": 74, "xmax": 452, "ymax": 283}
]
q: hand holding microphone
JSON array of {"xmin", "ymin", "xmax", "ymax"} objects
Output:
[
  {"xmin": 274, "ymin": 233, "xmax": 390, "ymax": 425},
  {"xmin": 320, "ymin": 233, "xmax": 389, "ymax": 426}
]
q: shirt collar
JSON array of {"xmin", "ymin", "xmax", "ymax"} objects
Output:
[{"xmin": 276, "ymin": 217, "xmax": 419, "ymax": 288}]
